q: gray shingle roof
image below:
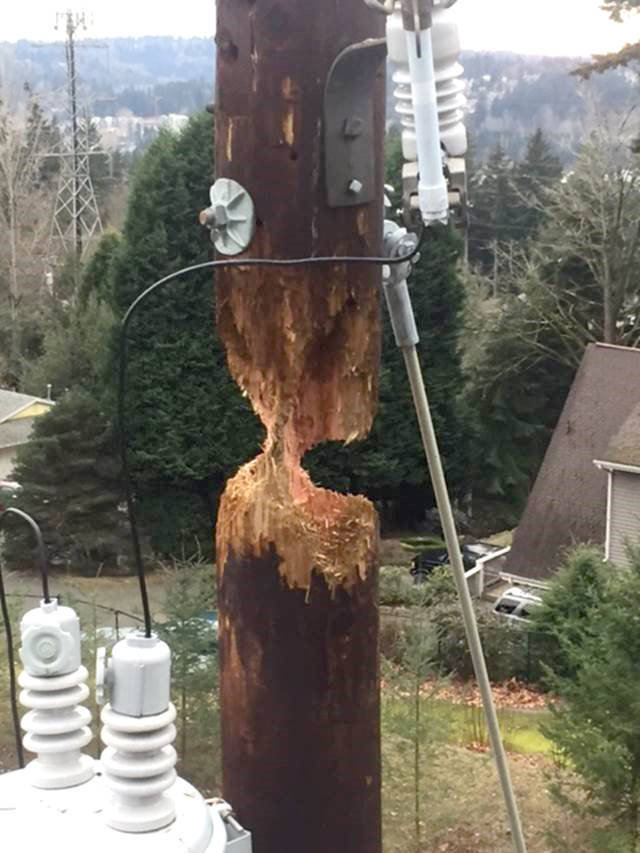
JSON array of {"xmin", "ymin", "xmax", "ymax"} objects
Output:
[
  {"xmin": 0, "ymin": 390, "xmax": 52, "ymax": 424},
  {"xmin": 604, "ymin": 402, "xmax": 640, "ymax": 468},
  {"xmin": 506, "ymin": 343, "xmax": 640, "ymax": 579}
]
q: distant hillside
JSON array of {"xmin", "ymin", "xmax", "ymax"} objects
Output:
[
  {"xmin": 1, "ymin": 36, "xmax": 215, "ymax": 117},
  {"xmin": 461, "ymin": 52, "xmax": 637, "ymax": 163},
  {"xmin": 1, "ymin": 36, "xmax": 636, "ymax": 162}
]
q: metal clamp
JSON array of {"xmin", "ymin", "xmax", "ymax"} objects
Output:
[
  {"xmin": 324, "ymin": 39, "xmax": 387, "ymax": 207},
  {"xmin": 363, "ymin": 0, "xmax": 395, "ymax": 13}
]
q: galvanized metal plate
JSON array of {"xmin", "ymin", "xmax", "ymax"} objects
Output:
[{"xmin": 324, "ymin": 39, "xmax": 387, "ymax": 208}]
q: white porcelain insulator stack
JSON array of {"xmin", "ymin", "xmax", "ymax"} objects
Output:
[
  {"xmin": 19, "ymin": 665, "xmax": 93, "ymax": 789},
  {"xmin": 388, "ymin": 4, "xmax": 467, "ymax": 162},
  {"xmin": 101, "ymin": 701, "xmax": 178, "ymax": 833}
]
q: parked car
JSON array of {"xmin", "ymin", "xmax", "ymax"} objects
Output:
[
  {"xmin": 493, "ymin": 587, "xmax": 542, "ymax": 623},
  {"xmin": 410, "ymin": 542, "xmax": 479, "ymax": 583}
]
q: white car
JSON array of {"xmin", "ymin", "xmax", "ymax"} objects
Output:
[{"xmin": 493, "ymin": 586, "xmax": 542, "ymax": 622}]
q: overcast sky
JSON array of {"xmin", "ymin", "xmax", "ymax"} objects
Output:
[{"xmin": 3, "ymin": 1, "xmax": 640, "ymax": 58}]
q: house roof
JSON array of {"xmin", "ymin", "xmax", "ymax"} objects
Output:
[
  {"xmin": 0, "ymin": 390, "xmax": 53, "ymax": 424},
  {"xmin": 506, "ymin": 343, "xmax": 640, "ymax": 580},
  {"xmin": 0, "ymin": 417, "xmax": 37, "ymax": 451},
  {"xmin": 602, "ymin": 402, "xmax": 640, "ymax": 468}
]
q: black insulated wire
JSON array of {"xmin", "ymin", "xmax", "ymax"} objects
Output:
[
  {"xmin": 0, "ymin": 561, "xmax": 22, "ymax": 768},
  {"xmin": 0, "ymin": 507, "xmax": 49, "ymax": 770},
  {"xmin": 1, "ymin": 508, "xmax": 51, "ymax": 604},
  {"xmin": 119, "ymin": 228, "xmax": 427, "ymax": 639}
]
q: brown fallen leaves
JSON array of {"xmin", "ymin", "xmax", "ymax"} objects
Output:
[
  {"xmin": 382, "ymin": 672, "xmax": 549, "ymax": 711},
  {"xmin": 433, "ymin": 677, "xmax": 548, "ymax": 711}
]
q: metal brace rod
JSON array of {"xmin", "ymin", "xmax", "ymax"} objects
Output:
[
  {"xmin": 381, "ymin": 224, "xmax": 528, "ymax": 853},
  {"xmin": 400, "ymin": 343, "xmax": 528, "ymax": 853}
]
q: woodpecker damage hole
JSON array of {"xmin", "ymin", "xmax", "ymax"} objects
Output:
[{"xmin": 216, "ymin": 265, "xmax": 379, "ymax": 594}]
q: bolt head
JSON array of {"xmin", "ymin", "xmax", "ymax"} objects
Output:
[
  {"xmin": 348, "ymin": 179, "xmax": 363, "ymax": 195},
  {"xmin": 343, "ymin": 116, "xmax": 364, "ymax": 139},
  {"xmin": 37, "ymin": 638, "xmax": 57, "ymax": 660},
  {"xmin": 199, "ymin": 207, "xmax": 215, "ymax": 227},
  {"xmin": 215, "ymin": 204, "xmax": 229, "ymax": 226}
]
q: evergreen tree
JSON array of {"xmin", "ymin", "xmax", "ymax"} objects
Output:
[
  {"xmin": 462, "ymin": 278, "xmax": 574, "ymax": 514},
  {"xmin": 513, "ymin": 129, "xmax": 563, "ymax": 238},
  {"xmin": 467, "ymin": 143, "xmax": 520, "ymax": 275},
  {"xmin": 4, "ymin": 391, "xmax": 127, "ymax": 574},
  {"xmin": 542, "ymin": 549, "xmax": 640, "ymax": 849},
  {"xmin": 110, "ymin": 111, "xmax": 263, "ymax": 556},
  {"xmin": 528, "ymin": 545, "xmax": 608, "ymax": 679},
  {"xmin": 79, "ymin": 229, "xmax": 122, "ymax": 307},
  {"xmin": 21, "ymin": 293, "xmax": 115, "ymax": 400}
]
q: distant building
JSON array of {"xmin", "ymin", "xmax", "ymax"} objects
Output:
[
  {"xmin": 506, "ymin": 343, "xmax": 640, "ymax": 579},
  {"xmin": 595, "ymin": 402, "xmax": 640, "ymax": 568},
  {"xmin": 95, "ymin": 113, "xmax": 191, "ymax": 153},
  {"xmin": 0, "ymin": 391, "xmax": 55, "ymax": 480}
]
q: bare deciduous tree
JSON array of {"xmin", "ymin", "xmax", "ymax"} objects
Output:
[
  {"xmin": 468, "ymin": 124, "xmax": 640, "ymax": 374},
  {"xmin": 0, "ymin": 87, "xmax": 57, "ymax": 375}
]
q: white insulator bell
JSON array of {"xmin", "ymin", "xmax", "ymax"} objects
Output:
[
  {"xmin": 432, "ymin": 4, "xmax": 467, "ymax": 157},
  {"xmin": 388, "ymin": 2, "xmax": 467, "ymax": 162},
  {"xmin": 100, "ymin": 632, "xmax": 178, "ymax": 833},
  {"xmin": 18, "ymin": 599, "xmax": 93, "ymax": 789}
]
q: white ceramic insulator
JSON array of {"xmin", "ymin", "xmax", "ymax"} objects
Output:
[
  {"xmin": 388, "ymin": 4, "xmax": 467, "ymax": 163},
  {"xmin": 108, "ymin": 632, "xmax": 171, "ymax": 717},
  {"xmin": 19, "ymin": 665, "xmax": 94, "ymax": 789},
  {"xmin": 101, "ymin": 702, "xmax": 178, "ymax": 833}
]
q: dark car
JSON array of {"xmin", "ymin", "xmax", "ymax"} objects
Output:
[{"xmin": 410, "ymin": 543, "xmax": 479, "ymax": 583}]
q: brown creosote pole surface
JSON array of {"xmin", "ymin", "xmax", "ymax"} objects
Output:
[{"xmin": 215, "ymin": 2, "xmax": 385, "ymax": 851}]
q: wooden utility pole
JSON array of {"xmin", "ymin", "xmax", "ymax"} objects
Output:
[{"xmin": 215, "ymin": 2, "xmax": 385, "ymax": 852}]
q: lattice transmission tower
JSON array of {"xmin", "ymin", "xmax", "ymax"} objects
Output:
[{"xmin": 49, "ymin": 10, "xmax": 103, "ymax": 266}]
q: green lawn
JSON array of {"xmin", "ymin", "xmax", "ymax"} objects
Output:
[{"xmin": 0, "ymin": 573, "xmax": 596, "ymax": 851}]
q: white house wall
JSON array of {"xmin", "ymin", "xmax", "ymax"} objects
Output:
[
  {"xmin": 0, "ymin": 447, "xmax": 17, "ymax": 480},
  {"xmin": 609, "ymin": 471, "xmax": 640, "ymax": 567}
]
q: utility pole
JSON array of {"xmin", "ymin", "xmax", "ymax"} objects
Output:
[
  {"xmin": 215, "ymin": 2, "xmax": 384, "ymax": 852},
  {"xmin": 50, "ymin": 10, "xmax": 103, "ymax": 278}
]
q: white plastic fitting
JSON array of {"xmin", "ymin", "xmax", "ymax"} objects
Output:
[
  {"xmin": 18, "ymin": 599, "xmax": 93, "ymax": 789},
  {"xmin": 20, "ymin": 598, "xmax": 82, "ymax": 676},
  {"xmin": 100, "ymin": 632, "xmax": 178, "ymax": 833},
  {"xmin": 404, "ymin": 25, "xmax": 449, "ymax": 224}
]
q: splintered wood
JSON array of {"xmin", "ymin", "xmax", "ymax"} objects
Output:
[{"xmin": 216, "ymin": 265, "xmax": 379, "ymax": 592}]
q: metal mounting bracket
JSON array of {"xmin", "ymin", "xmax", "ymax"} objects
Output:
[{"xmin": 324, "ymin": 38, "xmax": 387, "ymax": 208}]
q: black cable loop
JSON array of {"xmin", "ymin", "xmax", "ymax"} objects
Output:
[
  {"xmin": 1, "ymin": 508, "xmax": 50, "ymax": 604},
  {"xmin": 120, "ymin": 228, "xmax": 427, "ymax": 638},
  {"xmin": 0, "ymin": 560, "xmax": 22, "ymax": 768},
  {"xmin": 0, "ymin": 507, "xmax": 49, "ymax": 770}
]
